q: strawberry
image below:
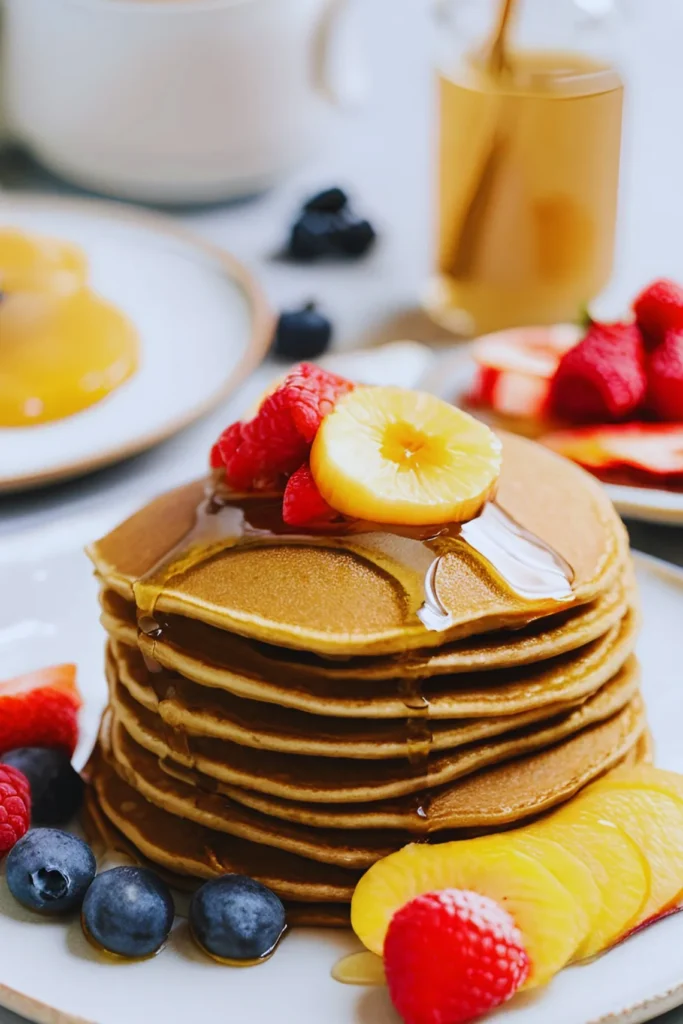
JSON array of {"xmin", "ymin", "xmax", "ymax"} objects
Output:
[
  {"xmin": 548, "ymin": 321, "xmax": 647, "ymax": 424},
  {"xmin": 282, "ymin": 464, "xmax": 337, "ymax": 526},
  {"xmin": 384, "ymin": 889, "xmax": 529, "ymax": 1024},
  {"xmin": 0, "ymin": 765, "xmax": 31, "ymax": 855},
  {"xmin": 0, "ymin": 664, "xmax": 81, "ymax": 757},
  {"xmin": 633, "ymin": 279, "xmax": 683, "ymax": 348},
  {"xmin": 213, "ymin": 364, "xmax": 354, "ymax": 492},
  {"xmin": 648, "ymin": 329, "xmax": 683, "ymax": 421}
]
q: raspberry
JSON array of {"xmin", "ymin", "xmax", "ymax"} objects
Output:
[
  {"xmin": 209, "ymin": 441, "xmax": 224, "ymax": 470},
  {"xmin": 384, "ymin": 890, "xmax": 529, "ymax": 1024},
  {"xmin": 282, "ymin": 464, "xmax": 336, "ymax": 526},
  {"xmin": 549, "ymin": 321, "xmax": 646, "ymax": 423},
  {"xmin": 213, "ymin": 364, "xmax": 354, "ymax": 491},
  {"xmin": 648, "ymin": 329, "xmax": 683, "ymax": 421},
  {"xmin": 0, "ymin": 764, "xmax": 31, "ymax": 855},
  {"xmin": 633, "ymin": 279, "xmax": 683, "ymax": 347},
  {"xmin": 0, "ymin": 664, "xmax": 81, "ymax": 757},
  {"xmin": 280, "ymin": 363, "xmax": 354, "ymax": 443}
]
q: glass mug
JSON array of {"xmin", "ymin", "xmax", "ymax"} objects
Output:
[{"xmin": 426, "ymin": 0, "xmax": 624, "ymax": 336}]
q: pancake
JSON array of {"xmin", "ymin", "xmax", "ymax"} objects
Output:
[
  {"xmin": 81, "ymin": 779, "xmax": 350, "ymax": 927},
  {"xmin": 108, "ymin": 603, "xmax": 637, "ymax": 727},
  {"xmin": 87, "ymin": 433, "xmax": 629, "ymax": 656},
  {"xmin": 98, "ymin": 562, "xmax": 632, "ymax": 680},
  {"xmin": 109, "ymin": 654, "xmax": 642, "ymax": 804},
  {"xmin": 198, "ymin": 689, "xmax": 648, "ymax": 832},
  {"xmin": 92, "ymin": 761, "xmax": 361, "ymax": 902},
  {"xmin": 106, "ymin": 670, "xmax": 642, "ymax": 867}
]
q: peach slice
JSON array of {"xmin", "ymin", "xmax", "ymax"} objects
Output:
[
  {"xmin": 575, "ymin": 781, "xmax": 683, "ymax": 924},
  {"xmin": 506, "ymin": 832, "xmax": 602, "ymax": 940},
  {"xmin": 350, "ymin": 836, "xmax": 587, "ymax": 988},
  {"xmin": 528, "ymin": 810, "xmax": 649, "ymax": 959}
]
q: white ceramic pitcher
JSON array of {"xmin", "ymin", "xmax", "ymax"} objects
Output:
[{"xmin": 0, "ymin": 0, "xmax": 363, "ymax": 202}]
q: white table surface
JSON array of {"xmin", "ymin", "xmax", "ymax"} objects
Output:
[{"xmin": 1, "ymin": 1, "xmax": 683, "ymax": 1020}]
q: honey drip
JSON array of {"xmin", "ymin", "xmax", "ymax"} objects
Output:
[{"xmin": 131, "ymin": 482, "xmax": 575, "ymax": 884}]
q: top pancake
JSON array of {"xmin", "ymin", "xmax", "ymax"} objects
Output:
[{"xmin": 88, "ymin": 432, "xmax": 627, "ymax": 656}]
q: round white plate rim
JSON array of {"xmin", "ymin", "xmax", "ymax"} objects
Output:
[
  {"xmin": 0, "ymin": 550, "xmax": 683, "ymax": 1024},
  {"xmin": 422, "ymin": 346, "xmax": 683, "ymax": 526},
  {"xmin": 0, "ymin": 194, "xmax": 273, "ymax": 493}
]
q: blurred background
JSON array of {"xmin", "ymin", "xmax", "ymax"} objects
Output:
[{"xmin": 1, "ymin": 0, "xmax": 683, "ymax": 560}]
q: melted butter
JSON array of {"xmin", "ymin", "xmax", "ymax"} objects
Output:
[{"xmin": 332, "ymin": 951, "xmax": 386, "ymax": 986}]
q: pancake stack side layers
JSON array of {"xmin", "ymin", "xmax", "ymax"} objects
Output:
[{"xmin": 85, "ymin": 432, "xmax": 646, "ymax": 926}]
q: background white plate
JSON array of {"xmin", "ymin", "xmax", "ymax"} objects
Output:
[
  {"xmin": 423, "ymin": 348, "xmax": 683, "ymax": 527},
  {"xmin": 0, "ymin": 196, "xmax": 272, "ymax": 492},
  {"xmin": 0, "ymin": 528, "xmax": 682, "ymax": 1024}
]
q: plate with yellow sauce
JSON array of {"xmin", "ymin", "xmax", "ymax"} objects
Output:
[{"xmin": 0, "ymin": 196, "xmax": 273, "ymax": 492}]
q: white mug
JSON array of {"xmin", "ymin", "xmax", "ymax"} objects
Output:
[{"xmin": 0, "ymin": 0, "xmax": 363, "ymax": 203}]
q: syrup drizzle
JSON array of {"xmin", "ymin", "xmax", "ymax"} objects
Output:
[{"xmin": 129, "ymin": 482, "xmax": 576, "ymax": 892}]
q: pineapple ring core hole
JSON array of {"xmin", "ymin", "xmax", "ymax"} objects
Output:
[{"xmin": 380, "ymin": 423, "xmax": 446, "ymax": 470}]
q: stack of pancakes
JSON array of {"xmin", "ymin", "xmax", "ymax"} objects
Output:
[{"xmin": 85, "ymin": 433, "xmax": 647, "ymax": 926}]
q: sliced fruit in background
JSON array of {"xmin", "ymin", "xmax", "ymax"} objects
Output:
[
  {"xmin": 468, "ymin": 324, "xmax": 581, "ymax": 422},
  {"xmin": 542, "ymin": 423, "xmax": 683, "ymax": 478},
  {"xmin": 506, "ymin": 832, "xmax": 602, "ymax": 941},
  {"xmin": 311, "ymin": 386, "xmax": 502, "ymax": 525},
  {"xmin": 528, "ymin": 808, "xmax": 649, "ymax": 958},
  {"xmin": 350, "ymin": 837, "xmax": 587, "ymax": 987},
  {"xmin": 548, "ymin": 321, "xmax": 647, "ymax": 424},
  {"xmin": 0, "ymin": 665, "xmax": 81, "ymax": 757},
  {"xmin": 473, "ymin": 324, "xmax": 581, "ymax": 378},
  {"xmin": 573, "ymin": 785, "xmax": 683, "ymax": 926}
]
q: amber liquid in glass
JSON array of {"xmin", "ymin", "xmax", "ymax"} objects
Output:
[{"xmin": 429, "ymin": 51, "xmax": 623, "ymax": 336}]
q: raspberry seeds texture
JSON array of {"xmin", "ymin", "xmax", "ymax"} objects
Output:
[{"xmin": 384, "ymin": 889, "xmax": 529, "ymax": 1024}]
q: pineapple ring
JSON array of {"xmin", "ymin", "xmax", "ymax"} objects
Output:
[{"xmin": 310, "ymin": 386, "xmax": 502, "ymax": 525}]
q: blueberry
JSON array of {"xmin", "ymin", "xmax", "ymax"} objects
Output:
[
  {"xmin": 6, "ymin": 828, "xmax": 96, "ymax": 914},
  {"xmin": 334, "ymin": 216, "xmax": 376, "ymax": 257},
  {"xmin": 303, "ymin": 187, "xmax": 348, "ymax": 214},
  {"xmin": 287, "ymin": 211, "xmax": 339, "ymax": 261},
  {"xmin": 81, "ymin": 866, "xmax": 174, "ymax": 959},
  {"xmin": 2, "ymin": 748, "xmax": 84, "ymax": 825},
  {"xmin": 272, "ymin": 303, "xmax": 332, "ymax": 360},
  {"xmin": 190, "ymin": 875, "xmax": 286, "ymax": 963}
]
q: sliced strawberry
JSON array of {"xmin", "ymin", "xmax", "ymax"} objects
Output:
[
  {"xmin": 633, "ymin": 279, "xmax": 683, "ymax": 348},
  {"xmin": 473, "ymin": 324, "xmax": 581, "ymax": 379},
  {"xmin": 469, "ymin": 368, "xmax": 551, "ymax": 421},
  {"xmin": 542, "ymin": 423, "xmax": 683, "ymax": 479},
  {"xmin": 282, "ymin": 463, "xmax": 337, "ymax": 526},
  {"xmin": 648, "ymin": 329, "xmax": 683, "ymax": 422},
  {"xmin": 0, "ymin": 664, "xmax": 81, "ymax": 756}
]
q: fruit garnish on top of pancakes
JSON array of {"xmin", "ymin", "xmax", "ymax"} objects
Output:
[
  {"xmin": 211, "ymin": 363, "xmax": 502, "ymax": 527},
  {"xmin": 466, "ymin": 277, "xmax": 683, "ymax": 489}
]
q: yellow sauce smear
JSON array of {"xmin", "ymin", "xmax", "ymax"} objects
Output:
[
  {"xmin": 0, "ymin": 229, "xmax": 139, "ymax": 427},
  {"xmin": 332, "ymin": 951, "xmax": 387, "ymax": 986}
]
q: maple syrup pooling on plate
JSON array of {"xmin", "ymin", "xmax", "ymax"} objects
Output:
[{"xmin": 132, "ymin": 479, "xmax": 574, "ymax": 834}]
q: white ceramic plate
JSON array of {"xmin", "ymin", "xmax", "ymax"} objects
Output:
[
  {"xmin": 0, "ymin": 196, "xmax": 272, "ymax": 492},
  {"xmin": 0, "ymin": 524, "xmax": 683, "ymax": 1024},
  {"xmin": 422, "ymin": 347, "xmax": 683, "ymax": 526}
]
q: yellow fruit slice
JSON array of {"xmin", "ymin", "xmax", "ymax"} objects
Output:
[
  {"xmin": 575, "ymin": 784, "xmax": 683, "ymax": 925},
  {"xmin": 350, "ymin": 837, "xmax": 587, "ymax": 988},
  {"xmin": 529, "ymin": 808, "xmax": 649, "ymax": 958},
  {"xmin": 311, "ymin": 386, "xmax": 502, "ymax": 525},
  {"xmin": 506, "ymin": 832, "xmax": 602, "ymax": 940}
]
